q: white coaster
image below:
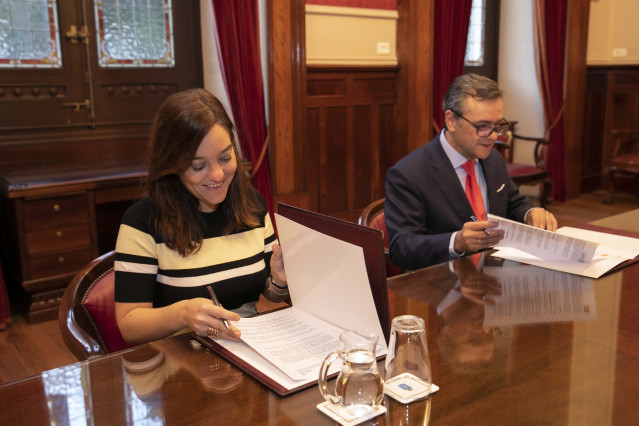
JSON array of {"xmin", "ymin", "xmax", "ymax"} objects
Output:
[
  {"xmin": 317, "ymin": 401, "xmax": 386, "ymax": 425},
  {"xmin": 384, "ymin": 373, "xmax": 439, "ymax": 404}
]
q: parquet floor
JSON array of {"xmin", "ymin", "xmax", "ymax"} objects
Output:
[{"xmin": 1, "ymin": 190, "xmax": 638, "ymax": 385}]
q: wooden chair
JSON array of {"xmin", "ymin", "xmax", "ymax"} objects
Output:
[
  {"xmin": 603, "ymin": 129, "xmax": 639, "ymax": 204},
  {"xmin": 358, "ymin": 198, "xmax": 402, "ymax": 277},
  {"xmin": 59, "ymin": 251, "xmax": 134, "ymax": 360},
  {"xmin": 495, "ymin": 130, "xmax": 553, "ymax": 208}
]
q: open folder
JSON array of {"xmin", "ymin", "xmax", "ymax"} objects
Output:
[
  {"xmin": 193, "ymin": 204, "xmax": 390, "ymax": 397},
  {"xmin": 487, "ymin": 214, "xmax": 639, "ymax": 278}
]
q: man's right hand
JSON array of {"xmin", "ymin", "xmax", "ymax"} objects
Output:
[{"xmin": 454, "ymin": 220, "xmax": 504, "ymax": 254}]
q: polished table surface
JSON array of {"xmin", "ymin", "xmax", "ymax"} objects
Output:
[{"xmin": 2, "ymin": 227, "xmax": 639, "ymax": 424}]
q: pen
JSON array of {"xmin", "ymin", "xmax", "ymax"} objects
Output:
[
  {"xmin": 470, "ymin": 215, "xmax": 491, "ymax": 235},
  {"xmin": 207, "ymin": 285, "xmax": 230, "ymax": 331}
]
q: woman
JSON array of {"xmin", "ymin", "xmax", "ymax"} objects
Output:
[{"xmin": 114, "ymin": 89, "xmax": 287, "ymax": 344}]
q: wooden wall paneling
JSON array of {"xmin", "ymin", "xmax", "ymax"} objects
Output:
[
  {"xmin": 564, "ymin": 0, "xmax": 590, "ymax": 199},
  {"xmin": 603, "ymin": 69, "xmax": 639, "ymax": 194},
  {"xmin": 354, "ymin": 104, "xmax": 376, "ymax": 209},
  {"xmin": 320, "ymin": 106, "xmax": 348, "ymax": 214},
  {"xmin": 580, "ymin": 70, "xmax": 607, "ymax": 192},
  {"xmin": 379, "ymin": 102, "xmax": 397, "ymax": 192},
  {"xmin": 306, "ymin": 68, "xmax": 398, "ymax": 221},
  {"xmin": 396, "ymin": 0, "xmax": 434, "ymax": 157}
]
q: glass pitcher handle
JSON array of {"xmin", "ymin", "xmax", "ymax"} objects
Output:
[{"xmin": 318, "ymin": 351, "xmax": 342, "ymax": 405}]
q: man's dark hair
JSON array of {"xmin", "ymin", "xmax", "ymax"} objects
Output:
[{"xmin": 442, "ymin": 73, "xmax": 503, "ymax": 115}]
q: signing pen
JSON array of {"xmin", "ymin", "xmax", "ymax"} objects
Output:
[
  {"xmin": 207, "ymin": 285, "xmax": 230, "ymax": 330},
  {"xmin": 470, "ymin": 215, "xmax": 491, "ymax": 235}
]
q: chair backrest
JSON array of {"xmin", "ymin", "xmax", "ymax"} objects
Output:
[
  {"xmin": 358, "ymin": 198, "xmax": 401, "ymax": 277},
  {"xmin": 59, "ymin": 250, "xmax": 134, "ymax": 360}
]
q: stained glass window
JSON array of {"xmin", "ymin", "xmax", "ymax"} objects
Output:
[
  {"xmin": 0, "ymin": 0, "xmax": 62, "ymax": 68},
  {"xmin": 95, "ymin": 0, "xmax": 174, "ymax": 68},
  {"xmin": 465, "ymin": 0, "xmax": 485, "ymax": 66}
]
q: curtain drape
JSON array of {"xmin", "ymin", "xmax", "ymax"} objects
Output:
[
  {"xmin": 211, "ymin": 0, "xmax": 273, "ymax": 214},
  {"xmin": 433, "ymin": 0, "xmax": 473, "ymax": 132},
  {"xmin": 533, "ymin": 0, "xmax": 568, "ymax": 202}
]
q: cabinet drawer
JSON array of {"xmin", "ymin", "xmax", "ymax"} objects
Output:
[
  {"xmin": 26, "ymin": 224, "xmax": 91, "ymax": 255},
  {"xmin": 23, "ymin": 195, "xmax": 89, "ymax": 232},
  {"xmin": 28, "ymin": 249, "xmax": 94, "ymax": 280}
]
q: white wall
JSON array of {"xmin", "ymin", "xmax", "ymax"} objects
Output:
[
  {"xmin": 498, "ymin": 0, "xmax": 545, "ymax": 177},
  {"xmin": 587, "ymin": 0, "xmax": 639, "ymax": 65}
]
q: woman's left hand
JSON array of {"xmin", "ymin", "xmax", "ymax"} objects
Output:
[{"xmin": 270, "ymin": 243, "xmax": 287, "ymax": 285}]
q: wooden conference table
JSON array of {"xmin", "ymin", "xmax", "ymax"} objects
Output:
[{"xmin": 1, "ymin": 215, "xmax": 639, "ymax": 425}]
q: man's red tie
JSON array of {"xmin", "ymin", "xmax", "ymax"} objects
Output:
[{"xmin": 462, "ymin": 160, "xmax": 486, "ymax": 221}]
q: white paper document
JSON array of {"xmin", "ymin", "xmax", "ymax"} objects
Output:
[
  {"xmin": 234, "ymin": 308, "xmax": 343, "ymax": 381},
  {"xmin": 488, "ymin": 214, "xmax": 639, "ymax": 278},
  {"xmin": 211, "ymin": 212, "xmax": 387, "ymax": 392},
  {"xmin": 488, "ymin": 214, "xmax": 597, "ymax": 262},
  {"xmin": 482, "ymin": 266, "xmax": 597, "ymax": 326}
]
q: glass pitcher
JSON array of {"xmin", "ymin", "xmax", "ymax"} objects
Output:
[{"xmin": 318, "ymin": 329, "xmax": 384, "ymax": 417}]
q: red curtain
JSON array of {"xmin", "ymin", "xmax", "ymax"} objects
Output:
[
  {"xmin": 533, "ymin": 0, "xmax": 568, "ymax": 202},
  {"xmin": 211, "ymin": 0, "xmax": 273, "ymax": 214},
  {"xmin": 433, "ymin": 0, "xmax": 473, "ymax": 131}
]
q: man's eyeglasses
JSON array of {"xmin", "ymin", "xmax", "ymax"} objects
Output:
[{"xmin": 451, "ymin": 110, "xmax": 511, "ymax": 137}]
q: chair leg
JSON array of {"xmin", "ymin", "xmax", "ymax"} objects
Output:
[
  {"xmin": 540, "ymin": 179, "xmax": 552, "ymax": 209},
  {"xmin": 603, "ymin": 167, "xmax": 615, "ymax": 205}
]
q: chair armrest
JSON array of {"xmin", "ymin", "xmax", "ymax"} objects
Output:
[
  {"xmin": 60, "ymin": 312, "xmax": 106, "ymax": 361},
  {"xmin": 511, "ymin": 132, "xmax": 549, "ymax": 170},
  {"xmin": 609, "ymin": 129, "xmax": 639, "ymax": 158}
]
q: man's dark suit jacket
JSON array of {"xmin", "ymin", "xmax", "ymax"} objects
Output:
[{"xmin": 385, "ymin": 134, "xmax": 533, "ymax": 270}]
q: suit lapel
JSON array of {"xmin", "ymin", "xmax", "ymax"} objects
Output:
[
  {"xmin": 428, "ymin": 139, "xmax": 475, "ymax": 222},
  {"xmin": 480, "ymin": 154, "xmax": 502, "ymax": 215}
]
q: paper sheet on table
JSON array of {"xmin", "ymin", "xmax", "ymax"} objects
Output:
[
  {"xmin": 274, "ymin": 213, "xmax": 387, "ymax": 352},
  {"xmin": 233, "ymin": 307, "xmax": 343, "ymax": 381},
  {"xmin": 488, "ymin": 214, "xmax": 597, "ymax": 262},
  {"xmin": 490, "ymin": 221, "xmax": 639, "ymax": 278},
  {"xmin": 556, "ymin": 227, "xmax": 639, "ymax": 259},
  {"xmin": 482, "ymin": 266, "xmax": 597, "ymax": 326}
]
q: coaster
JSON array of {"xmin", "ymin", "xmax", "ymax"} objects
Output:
[
  {"xmin": 317, "ymin": 401, "xmax": 386, "ymax": 425},
  {"xmin": 384, "ymin": 373, "xmax": 439, "ymax": 404}
]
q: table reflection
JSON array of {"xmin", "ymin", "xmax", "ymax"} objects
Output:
[{"xmin": 390, "ymin": 252, "xmax": 600, "ymax": 377}]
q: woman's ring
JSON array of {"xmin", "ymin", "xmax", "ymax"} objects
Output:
[{"xmin": 207, "ymin": 326, "xmax": 219, "ymax": 338}]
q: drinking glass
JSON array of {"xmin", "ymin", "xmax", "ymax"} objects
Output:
[
  {"xmin": 384, "ymin": 315, "xmax": 432, "ymax": 403},
  {"xmin": 318, "ymin": 329, "xmax": 384, "ymax": 417}
]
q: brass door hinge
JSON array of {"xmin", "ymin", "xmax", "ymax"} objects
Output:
[{"xmin": 66, "ymin": 25, "xmax": 89, "ymax": 44}]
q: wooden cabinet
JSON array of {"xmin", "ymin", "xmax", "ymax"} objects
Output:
[
  {"xmin": 581, "ymin": 66, "xmax": 639, "ymax": 194},
  {"xmin": 0, "ymin": 167, "xmax": 145, "ymax": 323}
]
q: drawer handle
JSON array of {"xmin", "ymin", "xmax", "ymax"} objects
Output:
[
  {"xmin": 53, "ymin": 204, "xmax": 61, "ymax": 212},
  {"xmin": 58, "ymin": 256, "xmax": 65, "ymax": 264},
  {"xmin": 56, "ymin": 231, "xmax": 62, "ymax": 238}
]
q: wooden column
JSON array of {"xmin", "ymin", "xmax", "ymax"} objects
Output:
[
  {"xmin": 564, "ymin": 0, "xmax": 590, "ymax": 199},
  {"xmin": 396, "ymin": 0, "xmax": 435, "ymax": 157},
  {"xmin": 268, "ymin": 0, "xmax": 310, "ymax": 210}
]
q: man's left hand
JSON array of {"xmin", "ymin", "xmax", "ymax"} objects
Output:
[{"xmin": 525, "ymin": 208, "xmax": 558, "ymax": 231}]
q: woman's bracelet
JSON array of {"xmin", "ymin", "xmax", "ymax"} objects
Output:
[
  {"xmin": 269, "ymin": 274, "xmax": 287, "ymax": 290},
  {"xmin": 264, "ymin": 275, "xmax": 288, "ymax": 299}
]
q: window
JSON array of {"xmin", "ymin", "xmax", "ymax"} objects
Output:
[
  {"xmin": 0, "ymin": 0, "xmax": 201, "ymax": 131},
  {"xmin": 463, "ymin": 0, "xmax": 499, "ymax": 80},
  {"xmin": 0, "ymin": 0, "xmax": 63, "ymax": 68},
  {"xmin": 465, "ymin": 0, "xmax": 486, "ymax": 66},
  {"xmin": 95, "ymin": 0, "xmax": 174, "ymax": 68}
]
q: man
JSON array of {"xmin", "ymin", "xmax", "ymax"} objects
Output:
[{"xmin": 385, "ymin": 73, "xmax": 557, "ymax": 270}]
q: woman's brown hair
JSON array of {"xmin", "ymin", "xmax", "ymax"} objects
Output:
[{"xmin": 146, "ymin": 88, "xmax": 262, "ymax": 256}]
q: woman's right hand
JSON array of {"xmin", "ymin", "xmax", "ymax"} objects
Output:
[{"xmin": 184, "ymin": 298, "xmax": 241, "ymax": 340}]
